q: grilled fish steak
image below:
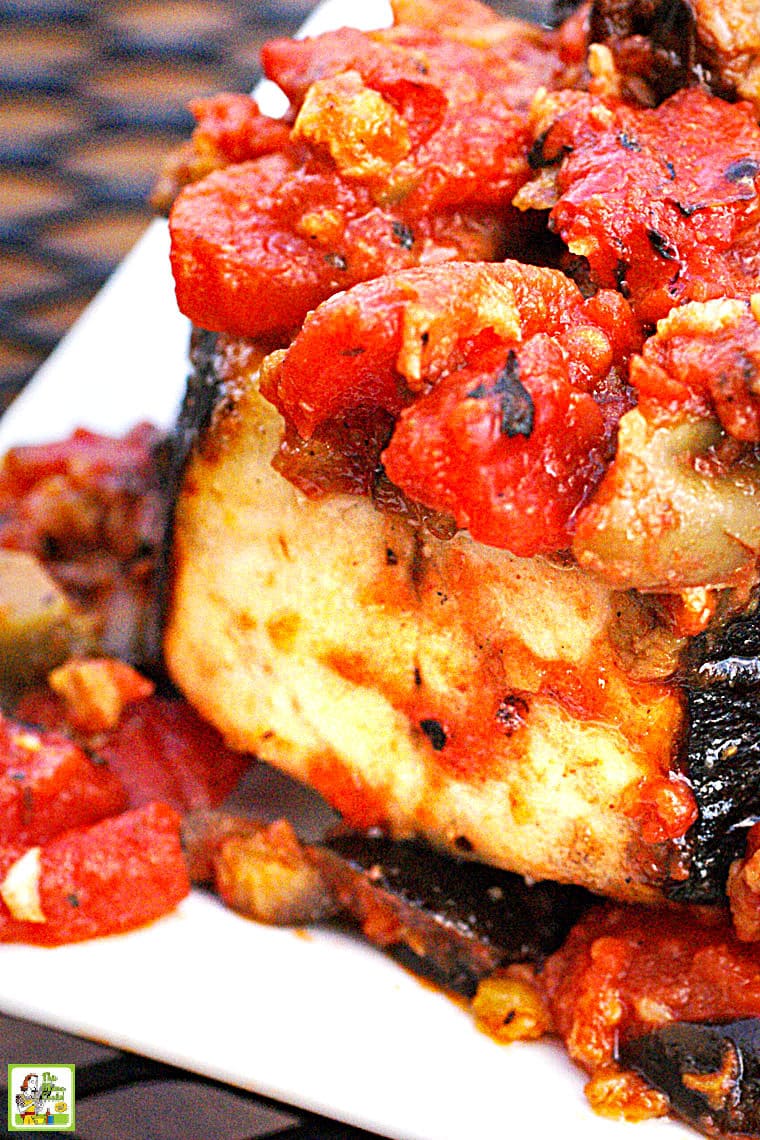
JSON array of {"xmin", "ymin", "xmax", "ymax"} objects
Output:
[{"xmin": 165, "ymin": 333, "xmax": 692, "ymax": 903}]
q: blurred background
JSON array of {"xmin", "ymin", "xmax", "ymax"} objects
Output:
[
  {"xmin": 0, "ymin": 0, "xmax": 323, "ymax": 414},
  {"xmin": 0, "ymin": 0, "xmax": 550, "ymax": 415}
]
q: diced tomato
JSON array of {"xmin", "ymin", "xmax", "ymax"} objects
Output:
[
  {"xmin": 98, "ymin": 697, "xmax": 249, "ymax": 813},
  {"xmin": 172, "ymin": 14, "xmax": 573, "ymax": 339},
  {"xmin": 542, "ymin": 904, "xmax": 760, "ymax": 1074},
  {"xmin": 631, "ymin": 298, "xmax": 760, "ymax": 440},
  {"xmin": 262, "ymin": 17, "xmax": 567, "ymax": 119},
  {"xmin": 169, "ymin": 152, "xmax": 506, "ymax": 338},
  {"xmin": 0, "ymin": 802, "xmax": 189, "ymax": 944},
  {"xmin": 384, "ymin": 339, "xmax": 610, "ymax": 554},
  {"xmin": 16, "ymin": 689, "xmax": 248, "ymax": 815},
  {"xmin": 0, "ymin": 713, "xmax": 126, "ymax": 847},
  {"xmin": 189, "ymin": 93, "xmax": 292, "ymax": 166},
  {"xmin": 267, "ymin": 261, "xmax": 640, "ymax": 555},
  {"xmin": 620, "ymin": 773, "xmax": 698, "ymax": 844},
  {"xmin": 537, "ymin": 87, "xmax": 760, "ymax": 323},
  {"xmin": 0, "ymin": 423, "xmax": 160, "ymax": 504}
]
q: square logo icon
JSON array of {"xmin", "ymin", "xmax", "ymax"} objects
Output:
[{"xmin": 7, "ymin": 1065, "xmax": 75, "ymax": 1132}]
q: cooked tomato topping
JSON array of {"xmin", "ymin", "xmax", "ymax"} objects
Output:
[
  {"xmin": 0, "ymin": 802, "xmax": 189, "ymax": 944},
  {"xmin": 16, "ymin": 687, "xmax": 248, "ymax": 815},
  {"xmin": 632, "ymin": 298, "xmax": 760, "ymax": 441},
  {"xmin": 529, "ymin": 87, "xmax": 760, "ymax": 323},
  {"xmin": 385, "ymin": 338, "xmax": 611, "ymax": 553},
  {"xmin": 262, "ymin": 17, "xmax": 571, "ymax": 120},
  {"xmin": 541, "ymin": 904, "xmax": 760, "ymax": 1073},
  {"xmin": 170, "ymin": 153, "xmax": 506, "ymax": 338},
  {"xmin": 169, "ymin": 6, "xmax": 587, "ymax": 338},
  {"xmin": 265, "ymin": 261, "xmax": 640, "ymax": 555},
  {"xmin": 189, "ymin": 93, "xmax": 292, "ymax": 166},
  {"xmin": 0, "ymin": 711, "xmax": 126, "ymax": 846},
  {"xmin": 621, "ymin": 774, "xmax": 697, "ymax": 844},
  {"xmin": 0, "ymin": 423, "xmax": 166, "ymax": 666}
]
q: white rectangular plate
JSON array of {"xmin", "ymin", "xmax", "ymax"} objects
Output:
[{"xmin": 0, "ymin": 2, "xmax": 688, "ymax": 1137}]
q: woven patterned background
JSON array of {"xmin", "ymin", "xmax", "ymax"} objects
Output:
[
  {"xmin": 0, "ymin": 0, "xmax": 323, "ymax": 414},
  {"xmin": 0, "ymin": 0, "xmax": 545, "ymax": 415}
]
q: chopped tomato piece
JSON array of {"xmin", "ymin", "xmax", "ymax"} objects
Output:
[
  {"xmin": 384, "ymin": 340, "xmax": 610, "ymax": 554},
  {"xmin": 632, "ymin": 298, "xmax": 760, "ymax": 441},
  {"xmin": 16, "ymin": 689, "xmax": 248, "ymax": 815},
  {"xmin": 189, "ymin": 93, "xmax": 292, "ymax": 166},
  {"xmin": 541, "ymin": 904, "xmax": 760, "ymax": 1075},
  {"xmin": 266, "ymin": 261, "xmax": 640, "ymax": 555},
  {"xmin": 171, "ymin": 11, "xmax": 578, "ymax": 338},
  {"xmin": 531, "ymin": 87, "xmax": 760, "ymax": 323},
  {"xmin": 0, "ymin": 423, "xmax": 160, "ymax": 505},
  {"xmin": 0, "ymin": 712, "xmax": 126, "ymax": 846},
  {"xmin": 262, "ymin": 16, "xmax": 568, "ymax": 119},
  {"xmin": 0, "ymin": 802, "xmax": 189, "ymax": 944},
  {"xmin": 0, "ymin": 423, "xmax": 166, "ymax": 667},
  {"xmin": 170, "ymin": 150, "xmax": 507, "ymax": 338}
]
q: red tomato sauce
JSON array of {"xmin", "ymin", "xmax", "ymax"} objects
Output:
[{"xmin": 541, "ymin": 904, "xmax": 760, "ymax": 1074}]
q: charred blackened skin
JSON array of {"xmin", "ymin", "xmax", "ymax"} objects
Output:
[
  {"xmin": 589, "ymin": 0, "xmax": 699, "ymax": 102},
  {"xmin": 420, "ymin": 718, "xmax": 447, "ymax": 750},
  {"xmin": 647, "ymin": 228, "xmax": 679, "ymax": 260},
  {"xmin": 615, "ymin": 258, "xmax": 631, "ymax": 298},
  {"xmin": 317, "ymin": 831, "xmax": 592, "ymax": 996},
  {"xmin": 667, "ymin": 604, "xmax": 760, "ymax": 904},
  {"xmin": 144, "ymin": 327, "xmax": 223, "ymax": 687},
  {"xmin": 527, "ymin": 130, "xmax": 571, "ymax": 170},
  {"xmin": 468, "ymin": 351, "xmax": 534, "ymax": 438},
  {"xmin": 496, "ymin": 351, "xmax": 534, "ymax": 438},
  {"xmin": 618, "ymin": 1019, "xmax": 760, "ymax": 1137},
  {"xmin": 391, "ymin": 221, "xmax": 415, "ymax": 250},
  {"xmin": 725, "ymin": 158, "xmax": 760, "ymax": 184}
]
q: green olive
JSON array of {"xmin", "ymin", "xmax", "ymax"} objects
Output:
[{"xmin": 0, "ymin": 550, "xmax": 92, "ymax": 694}]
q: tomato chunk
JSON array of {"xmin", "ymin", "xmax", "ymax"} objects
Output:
[
  {"xmin": 0, "ymin": 712, "xmax": 126, "ymax": 846},
  {"xmin": 262, "ymin": 15, "xmax": 570, "ymax": 120},
  {"xmin": 384, "ymin": 340, "xmax": 610, "ymax": 554},
  {"xmin": 170, "ymin": 154, "xmax": 505, "ymax": 338},
  {"xmin": 541, "ymin": 904, "xmax": 760, "ymax": 1074},
  {"xmin": 0, "ymin": 802, "xmax": 189, "ymax": 944},
  {"xmin": 16, "ymin": 688, "xmax": 248, "ymax": 815},
  {"xmin": 266, "ymin": 261, "xmax": 641, "ymax": 555},
  {"xmin": 632, "ymin": 298, "xmax": 760, "ymax": 441},
  {"xmin": 189, "ymin": 93, "xmax": 291, "ymax": 166},
  {"xmin": 530, "ymin": 87, "xmax": 760, "ymax": 323},
  {"xmin": 171, "ymin": 9, "xmax": 578, "ymax": 338}
]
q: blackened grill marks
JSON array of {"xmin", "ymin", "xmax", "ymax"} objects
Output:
[{"xmin": 420, "ymin": 718, "xmax": 447, "ymax": 751}]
